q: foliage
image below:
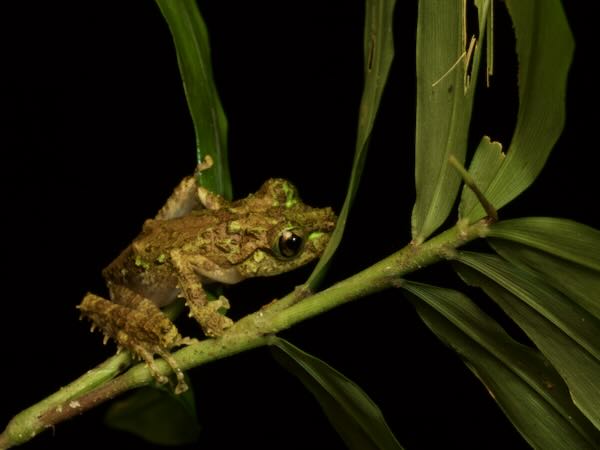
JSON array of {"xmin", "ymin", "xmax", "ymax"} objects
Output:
[{"xmin": 1, "ymin": 1, "xmax": 598, "ymax": 449}]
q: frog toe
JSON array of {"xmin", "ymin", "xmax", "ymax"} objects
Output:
[
  {"xmin": 155, "ymin": 347, "xmax": 189, "ymax": 394},
  {"xmin": 133, "ymin": 345, "xmax": 170, "ymax": 386}
]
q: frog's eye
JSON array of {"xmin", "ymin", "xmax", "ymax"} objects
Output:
[{"xmin": 274, "ymin": 229, "xmax": 304, "ymax": 258}]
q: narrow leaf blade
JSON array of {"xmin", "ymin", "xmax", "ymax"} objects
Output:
[
  {"xmin": 456, "ymin": 252, "xmax": 600, "ymax": 428},
  {"xmin": 309, "ymin": 0, "xmax": 396, "ymax": 287},
  {"xmin": 468, "ymin": 1, "xmax": 574, "ymax": 218},
  {"xmin": 270, "ymin": 337, "xmax": 403, "ymax": 450},
  {"xmin": 403, "ymin": 282, "xmax": 599, "ymax": 448},
  {"xmin": 412, "ymin": 1, "xmax": 490, "ymax": 241},
  {"xmin": 155, "ymin": 0, "xmax": 231, "ymax": 198},
  {"xmin": 488, "ymin": 217, "xmax": 600, "ymax": 271},
  {"xmin": 490, "ymin": 239, "xmax": 600, "ymax": 320}
]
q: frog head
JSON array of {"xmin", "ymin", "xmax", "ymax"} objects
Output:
[{"xmin": 224, "ymin": 179, "xmax": 336, "ymax": 279}]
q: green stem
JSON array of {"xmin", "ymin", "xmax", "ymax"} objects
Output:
[
  {"xmin": 0, "ymin": 220, "xmax": 489, "ymax": 449},
  {"xmin": 448, "ymin": 155, "xmax": 498, "ymax": 222},
  {"xmin": 0, "ymin": 352, "xmax": 132, "ymax": 449}
]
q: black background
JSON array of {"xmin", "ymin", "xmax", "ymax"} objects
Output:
[{"xmin": 2, "ymin": 2, "xmax": 598, "ymax": 449}]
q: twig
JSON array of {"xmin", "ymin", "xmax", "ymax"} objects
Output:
[{"xmin": 449, "ymin": 155, "xmax": 498, "ymax": 222}]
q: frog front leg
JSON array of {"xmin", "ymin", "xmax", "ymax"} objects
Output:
[
  {"xmin": 78, "ymin": 285, "xmax": 196, "ymax": 394},
  {"xmin": 170, "ymin": 249, "xmax": 234, "ymax": 337}
]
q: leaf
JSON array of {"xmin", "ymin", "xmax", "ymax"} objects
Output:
[
  {"xmin": 488, "ymin": 219, "xmax": 600, "ymax": 319},
  {"xmin": 479, "ymin": 0, "xmax": 494, "ymax": 84},
  {"xmin": 270, "ymin": 337, "xmax": 403, "ymax": 450},
  {"xmin": 155, "ymin": 0, "xmax": 231, "ymax": 199},
  {"xmin": 490, "ymin": 239, "xmax": 600, "ymax": 320},
  {"xmin": 105, "ymin": 384, "xmax": 201, "ymax": 446},
  {"xmin": 467, "ymin": 1, "xmax": 574, "ymax": 220},
  {"xmin": 488, "ymin": 217, "xmax": 600, "ymax": 271},
  {"xmin": 403, "ymin": 282, "xmax": 599, "ymax": 449},
  {"xmin": 308, "ymin": 0, "xmax": 396, "ymax": 288},
  {"xmin": 411, "ymin": 0, "xmax": 490, "ymax": 242},
  {"xmin": 459, "ymin": 136, "xmax": 504, "ymax": 219},
  {"xmin": 455, "ymin": 252, "xmax": 600, "ymax": 429}
]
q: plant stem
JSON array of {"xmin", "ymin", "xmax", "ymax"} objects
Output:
[
  {"xmin": 0, "ymin": 220, "xmax": 489, "ymax": 449},
  {"xmin": 0, "ymin": 352, "xmax": 132, "ymax": 449},
  {"xmin": 448, "ymin": 154, "xmax": 498, "ymax": 222}
]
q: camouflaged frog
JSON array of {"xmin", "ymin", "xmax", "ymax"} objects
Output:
[{"xmin": 78, "ymin": 159, "xmax": 336, "ymax": 393}]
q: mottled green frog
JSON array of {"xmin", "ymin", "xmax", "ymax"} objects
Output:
[{"xmin": 78, "ymin": 159, "xmax": 336, "ymax": 393}]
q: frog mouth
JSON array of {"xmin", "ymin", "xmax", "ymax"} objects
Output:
[{"xmin": 197, "ymin": 265, "xmax": 245, "ymax": 285}]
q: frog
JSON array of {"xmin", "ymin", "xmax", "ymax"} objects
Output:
[{"xmin": 78, "ymin": 157, "xmax": 336, "ymax": 394}]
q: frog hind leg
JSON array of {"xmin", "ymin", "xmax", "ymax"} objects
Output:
[
  {"xmin": 132, "ymin": 341, "xmax": 190, "ymax": 394},
  {"xmin": 78, "ymin": 288, "xmax": 195, "ymax": 393}
]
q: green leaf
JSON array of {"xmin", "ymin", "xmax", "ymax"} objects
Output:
[
  {"xmin": 479, "ymin": 0, "xmax": 494, "ymax": 84},
  {"xmin": 308, "ymin": 0, "xmax": 396, "ymax": 288},
  {"xmin": 467, "ymin": 1, "xmax": 574, "ymax": 220},
  {"xmin": 490, "ymin": 239, "xmax": 600, "ymax": 320},
  {"xmin": 455, "ymin": 252, "xmax": 600, "ymax": 429},
  {"xmin": 459, "ymin": 136, "xmax": 504, "ymax": 219},
  {"xmin": 270, "ymin": 337, "xmax": 403, "ymax": 450},
  {"xmin": 412, "ymin": 0, "xmax": 490, "ymax": 242},
  {"xmin": 488, "ymin": 217, "xmax": 600, "ymax": 271},
  {"xmin": 403, "ymin": 282, "xmax": 599, "ymax": 449},
  {"xmin": 155, "ymin": 0, "xmax": 231, "ymax": 199},
  {"xmin": 105, "ymin": 384, "xmax": 201, "ymax": 446},
  {"xmin": 488, "ymin": 219, "xmax": 600, "ymax": 319}
]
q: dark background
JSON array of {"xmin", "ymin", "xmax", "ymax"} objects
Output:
[{"xmin": 2, "ymin": 2, "xmax": 597, "ymax": 449}]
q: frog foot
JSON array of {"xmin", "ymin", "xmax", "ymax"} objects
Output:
[
  {"xmin": 79, "ymin": 293, "xmax": 196, "ymax": 394},
  {"xmin": 186, "ymin": 295, "xmax": 234, "ymax": 337},
  {"xmin": 131, "ymin": 341, "xmax": 197, "ymax": 394}
]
